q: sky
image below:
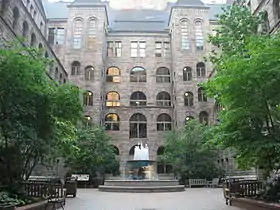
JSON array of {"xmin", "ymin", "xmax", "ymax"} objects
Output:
[{"xmin": 47, "ymin": 0, "xmax": 226, "ymax": 9}]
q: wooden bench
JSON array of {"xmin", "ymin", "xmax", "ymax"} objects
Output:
[
  {"xmin": 21, "ymin": 180, "xmax": 66, "ymax": 210},
  {"xmin": 188, "ymin": 179, "xmax": 207, "ymax": 188},
  {"xmin": 207, "ymin": 178, "xmax": 219, "ymax": 188}
]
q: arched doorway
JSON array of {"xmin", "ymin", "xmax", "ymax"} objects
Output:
[{"xmin": 156, "ymin": 146, "xmax": 173, "ymax": 174}]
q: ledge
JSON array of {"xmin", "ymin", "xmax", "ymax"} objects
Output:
[
  {"xmin": 99, "ymin": 185, "xmax": 185, "ymax": 193},
  {"xmin": 232, "ymin": 198, "xmax": 280, "ymax": 210},
  {"xmin": 16, "ymin": 201, "xmax": 47, "ymax": 210}
]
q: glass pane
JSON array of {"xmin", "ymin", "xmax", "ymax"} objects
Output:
[
  {"xmin": 131, "ymin": 42, "xmax": 138, "ymax": 48},
  {"xmin": 155, "ymin": 42, "xmax": 162, "ymax": 49},
  {"xmin": 139, "ymin": 41, "xmax": 146, "ymax": 48}
]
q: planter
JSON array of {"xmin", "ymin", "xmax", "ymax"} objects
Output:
[
  {"xmin": 0, "ymin": 205, "xmax": 16, "ymax": 210},
  {"xmin": 231, "ymin": 197, "xmax": 280, "ymax": 210},
  {"xmin": 16, "ymin": 201, "xmax": 47, "ymax": 210}
]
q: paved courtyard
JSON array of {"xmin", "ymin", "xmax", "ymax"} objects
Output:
[{"xmin": 64, "ymin": 188, "xmax": 242, "ymax": 210}]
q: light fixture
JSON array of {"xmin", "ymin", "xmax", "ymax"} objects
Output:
[
  {"xmin": 186, "ymin": 117, "xmax": 190, "ymax": 121},
  {"xmin": 85, "ymin": 116, "xmax": 91, "ymax": 121},
  {"xmin": 185, "ymin": 93, "xmax": 188, "ymax": 96},
  {"xmin": 136, "ymin": 101, "xmax": 140, "ymax": 105},
  {"xmin": 88, "ymin": 92, "xmax": 93, "ymax": 96},
  {"xmin": 222, "ymin": 107, "xmax": 226, "ymax": 111}
]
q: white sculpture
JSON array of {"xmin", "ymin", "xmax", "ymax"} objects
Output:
[{"xmin": 133, "ymin": 142, "xmax": 149, "ymax": 160}]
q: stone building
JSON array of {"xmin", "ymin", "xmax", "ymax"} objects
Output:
[
  {"xmin": 0, "ymin": 0, "xmax": 68, "ymax": 83},
  {"xmin": 41, "ymin": 0, "xmax": 226, "ymax": 176}
]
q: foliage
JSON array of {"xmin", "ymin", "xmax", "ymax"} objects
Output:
[
  {"xmin": 164, "ymin": 120, "xmax": 223, "ymax": 180},
  {"xmin": 64, "ymin": 124, "xmax": 119, "ymax": 178},
  {"xmin": 205, "ymin": 4, "xmax": 280, "ymax": 177},
  {"xmin": 0, "ymin": 42, "xmax": 83, "ymax": 188}
]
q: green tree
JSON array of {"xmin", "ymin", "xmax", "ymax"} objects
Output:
[
  {"xmin": 0, "ymin": 42, "xmax": 83, "ymax": 187},
  {"xmin": 164, "ymin": 120, "xmax": 222, "ymax": 181},
  {"xmin": 205, "ymin": 4, "xmax": 280, "ymax": 176},
  {"xmin": 64, "ymin": 124, "xmax": 119, "ymax": 178}
]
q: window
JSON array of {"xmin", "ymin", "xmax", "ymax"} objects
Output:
[
  {"xmin": 155, "ymin": 41, "xmax": 170, "ymax": 57},
  {"xmin": 30, "ymin": 5, "xmax": 33, "ymax": 15},
  {"xmin": 113, "ymin": 146, "xmax": 120, "ymax": 155},
  {"xmin": 181, "ymin": 19, "xmax": 189, "ymax": 50},
  {"xmin": 157, "ymin": 114, "xmax": 172, "ymax": 131},
  {"xmin": 130, "ymin": 92, "xmax": 147, "ymax": 106},
  {"xmin": 54, "ymin": 67, "xmax": 59, "ymax": 80},
  {"xmin": 115, "ymin": 41, "xmax": 122, "ymax": 57},
  {"xmin": 185, "ymin": 116, "xmax": 194, "ymax": 124},
  {"xmin": 85, "ymin": 66, "xmax": 94, "ymax": 81},
  {"xmin": 183, "ymin": 67, "xmax": 192, "ymax": 81},
  {"xmin": 129, "ymin": 113, "xmax": 147, "ymax": 138},
  {"xmin": 22, "ymin": 21, "xmax": 29, "ymax": 37},
  {"xmin": 105, "ymin": 113, "xmax": 120, "ymax": 131},
  {"xmin": 273, "ymin": 0, "xmax": 280, "ymax": 20},
  {"xmin": 131, "ymin": 41, "xmax": 138, "ymax": 57},
  {"xmin": 199, "ymin": 111, "xmax": 209, "ymax": 125},
  {"xmin": 130, "ymin": 66, "xmax": 146, "ymax": 82},
  {"xmin": 106, "ymin": 91, "xmax": 120, "ymax": 107},
  {"xmin": 262, "ymin": 11, "xmax": 270, "ymax": 33},
  {"xmin": 48, "ymin": 28, "xmax": 55, "ymax": 44},
  {"xmin": 156, "ymin": 67, "xmax": 170, "ymax": 83},
  {"xmin": 156, "ymin": 92, "xmax": 171, "ymax": 107},
  {"xmin": 33, "ymin": 10, "xmax": 37, "ymax": 19},
  {"xmin": 196, "ymin": 62, "xmax": 206, "ymax": 77},
  {"xmin": 1, "ymin": 0, "xmax": 8, "ymax": 14},
  {"xmin": 73, "ymin": 19, "xmax": 83, "ymax": 49},
  {"xmin": 106, "ymin": 66, "xmax": 121, "ymax": 83},
  {"xmin": 83, "ymin": 91, "xmax": 93, "ymax": 106},
  {"xmin": 87, "ymin": 18, "xmax": 97, "ymax": 49},
  {"xmin": 12, "ymin": 7, "xmax": 20, "ymax": 30},
  {"xmin": 195, "ymin": 20, "xmax": 204, "ymax": 51},
  {"xmin": 184, "ymin": 92, "xmax": 194, "ymax": 106},
  {"xmin": 130, "ymin": 41, "xmax": 146, "ymax": 57},
  {"xmin": 107, "ymin": 41, "xmax": 122, "ymax": 57},
  {"xmin": 56, "ymin": 28, "xmax": 65, "ymax": 45},
  {"xmin": 30, "ymin": 33, "xmax": 36, "ymax": 47},
  {"xmin": 71, "ymin": 61, "xmax": 81, "ymax": 75},
  {"xmin": 198, "ymin": 87, "xmax": 207, "ymax": 102}
]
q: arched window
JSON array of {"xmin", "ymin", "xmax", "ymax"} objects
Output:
[
  {"xmin": 85, "ymin": 66, "xmax": 94, "ymax": 81},
  {"xmin": 185, "ymin": 116, "xmax": 194, "ymax": 124},
  {"xmin": 262, "ymin": 11, "xmax": 270, "ymax": 33},
  {"xmin": 83, "ymin": 115, "xmax": 92, "ymax": 126},
  {"xmin": 196, "ymin": 62, "xmax": 206, "ymax": 77},
  {"xmin": 59, "ymin": 73, "xmax": 63, "ymax": 84},
  {"xmin": 157, "ymin": 146, "xmax": 165, "ymax": 155},
  {"xmin": 157, "ymin": 114, "xmax": 172, "ymax": 131},
  {"xmin": 180, "ymin": 19, "xmax": 189, "ymax": 50},
  {"xmin": 71, "ymin": 61, "xmax": 81, "ymax": 75},
  {"xmin": 273, "ymin": 0, "xmax": 280, "ymax": 20},
  {"xmin": 156, "ymin": 67, "xmax": 170, "ymax": 83},
  {"xmin": 30, "ymin": 33, "xmax": 37, "ymax": 47},
  {"xmin": 183, "ymin": 67, "xmax": 192, "ymax": 81},
  {"xmin": 184, "ymin": 92, "xmax": 194, "ymax": 106},
  {"xmin": 1, "ymin": 0, "xmax": 8, "ymax": 15},
  {"xmin": 129, "ymin": 113, "xmax": 147, "ymax": 138},
  {"xmin": 130, "ymin": 66, "xmax": 146, "ymax": 82},
  {"xmin": 156, "ymin": 92, "xmax": 171, "ymax": 106},
  {"xmin": 199, "ymin": 111, "xmax": 209, "ymax": 125},
  {"xmin": 113, "ymin": 146, "xmax": 120, "ymax": 155},
  {"xmin": 38, "ymin": 43, "xmax": 43, "ymax": 49},
  {"xmin": 106, "ymin": 91, "xmax": 120, "ymax": 107},
  {"xmin": 105, "ymin": 113, "xmax": 120, "ymax": 131},
  {"xmin": 106, "ymin": 66, "xmax": 121, "ymax": 83},
  {"xmin": 129, "ymin": 145, "xmax": 139, "ymax": 155},
  {"xmin": 54, "ymin": 67, "xmax": 59, "ymax": 80},
  {"xmin": 130, "ymin": 91, "xmax": 147, "ymax": 106},
  {"xmin": 73, "ymin": 19, "xmax": 83, "ymax": 49},
  {"xmin": 83, "ymin": 91, "xmax": 93, "ymax": 106},
  {"xmin": 22, "ymin": 21, "xmax": 29, "ymax": 37},
  {"xmin": 198, "ymin": 87, "xmax": 207, "ymax": 102},
  {"xmin": 195, "ymin": 20, "xmax": 204, "ymax": 51},
  {"xmin": 12, "ymin": 7, "xmax": 20, "ymax": 30},
  {"xmin": 87, "ymin": 18, "xmax": 97, "ymax": 49}
]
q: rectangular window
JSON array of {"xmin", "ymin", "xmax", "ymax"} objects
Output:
[
  {"xmin": 107, "ymin": 41, "xmax": 114, "ymax": 57},
  {"xmin": 155, "ymin": 42, "xmax": 162, "ymax": 57},
  {"xmin": 130, "ymin": 41, "xmax": 138, "ymax": 57},
  {"xmin": 48, "ymin": 28, "xmax": 55, "ymax": 45},
  {"xmin": 56, "ymin": 28, "xmax": 65, "ymax": 45},
  {"xmin": 139, "ymin": 41, "xmax": 146, "ymax": 57},
  {"xmin": 115, "ymin": 41, "xmax": 122, "ymax": 57},
  {"xmin": 163, "ymin": 42, "xmax": 170, "ymax": 57}
]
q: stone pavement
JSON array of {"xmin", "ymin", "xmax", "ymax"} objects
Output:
[{"xmin": 64, "ymin": 188, "xmax": 242, "ymax": 210}]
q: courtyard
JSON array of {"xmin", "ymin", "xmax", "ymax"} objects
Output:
[{"xmin": 64, "ymin": 188, "xmax": 242, "ymax": 210}]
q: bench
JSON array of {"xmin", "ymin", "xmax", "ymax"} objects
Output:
[
  {"xmin": 188, "ymin": 179, "xmax": 207, "ymax": 188},
  {"xmin": 207, "ymin": 178, "xmax": 219, "ymax": 188}
]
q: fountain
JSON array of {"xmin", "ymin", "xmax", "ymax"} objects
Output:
[{"xmin": 99, "ymin": 142, "xmax": 185, "ymax": 193}]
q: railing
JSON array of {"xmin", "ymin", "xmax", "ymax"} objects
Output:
[{"xmin": 233, "ymin": 180, "xmax": 263, "ymax": 197}]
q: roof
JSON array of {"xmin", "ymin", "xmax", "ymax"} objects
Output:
[
  {"xmin": 175, "ymin": 0, "xmax": 205, "ymax": 6},
  {"xmin": 42, "ymin": 0, "xmax": 225, "ymax": 31}
]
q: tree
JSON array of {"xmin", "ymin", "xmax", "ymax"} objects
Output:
[
  {"xmin": 64, "ymin": 124, "xmax": 119, "ymax": 178},
  {"xmin": 0, "ymin": 42, "xmax": 83, "ymax": 187},
  {"xmin": 164, "ymin": 120, "xmax": 222, "ymax": 181},
  {"xmin": 205, "ymin": 4, "xmax": 280, "ymax": 176}
]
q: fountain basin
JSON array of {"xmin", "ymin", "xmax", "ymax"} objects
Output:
[{"xmin": 99, "ymin": 180, "xmax": 185, "ymax": 193}]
